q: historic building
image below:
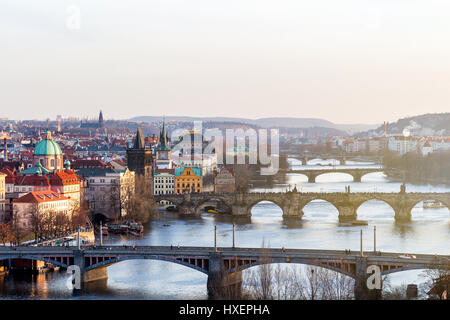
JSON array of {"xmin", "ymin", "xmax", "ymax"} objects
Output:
[
  {"xmin": 155, "ymin": 120, "xmax": 172, "ymax": 169},
  {"xmin": 13, "ymin": 190, "xmax": 70, "ymax": 231},
  {"xmin": 126, "ymin": 127, "xmax": 153, "ymax": 177},
  {"xmin": 153, "ymin": 168, "xmax": 175, "ymax": 195},
  {"xmin": 33, "ymin": 131, "xmax": 64, "ymax": 171},
  {"xmin": 175, "ymin": 167, "xmax": 202, "ymax": 194},
  {"xmin": 77, "ymin": 167, "xmax": 135, "ymax": 220},
  {"xmin": 80, "ymin": 110, "xmax": 104, "ymax": 129},
  {"xmin": 214, "ymin": 167, "xmax": 235, "ymax": 193}
]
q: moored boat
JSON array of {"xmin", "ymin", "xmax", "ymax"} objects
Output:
[{"xmin": 423, "ymin": 200, "xmax": 445, "ymax": 209}]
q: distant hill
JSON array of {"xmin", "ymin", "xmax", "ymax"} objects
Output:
[
  {"xmin": 368, "ymin": 113, "xmax": 450, "ymax": 136},
  {"xmin": 129, "ymin": 116, "xmax": 377, "ymax": 134}
]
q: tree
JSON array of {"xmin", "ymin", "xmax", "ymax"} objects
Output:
[
  {"xmin": 246, "ymin": 241, "xmax": 274, "ymax": 300},
  {"xmin": 29, "ymin": 203, "xmax": 44, "ymax": 241},
  {"xmin": 120, "ymin": 175, "xmax": 158, "ymax": 223},
  {"xmin": 234, "ymin": 164, "xmax": 251, "ymax": 193},
  {"xmin": 0, "ymin": 222, "xmax": 12, "ymax": 246},
  {"xmin": 10, "ymin": 213, "xmax": 25, "ymax": 245},
  {"xmin": 421, "ymin": 259, "xmax": 450, "ymax": 300}
]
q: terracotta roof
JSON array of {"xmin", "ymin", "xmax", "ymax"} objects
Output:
[
  {"xmin": 15, "ymin": 175, "xmax": 51, "ymax": 187},
  {"xmin": 13, "ymin": 190, "xmax": 69, "ymax": 204},
  {"xmin": 47, "ymin": 170, "xmax": 80, "ymax": 186}
]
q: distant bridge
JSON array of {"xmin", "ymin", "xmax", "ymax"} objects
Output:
[
  {"xmin": 282, "ymin": 167, "xmax": 384, "ymax": 182},
  {"xmin": 0, "ymin": 246, "xmax": 447, "ymax": 299},
  {"xmin": 155, "ymin": 191, "xmax": 450, "ymax": 221},
  {"xmin": 287, "ymin": 153, "xmax": 383, "ymax": 166}
]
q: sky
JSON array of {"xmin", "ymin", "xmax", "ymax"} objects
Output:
[{"xmin": 1, "ymin": 1, "xmax": 450, "ymax": 124}]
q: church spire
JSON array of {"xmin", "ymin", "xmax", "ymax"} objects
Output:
[
  {"xmin": 134, "ymin": 127, "xmax": 145, "ymax": 149},
  {"xmin": 159, "ymin": 117, "xmax": 169, "ymax": 149},
  {"xmin": 99, "ymin": 110, "xmax": 104, "ymax": 128}
]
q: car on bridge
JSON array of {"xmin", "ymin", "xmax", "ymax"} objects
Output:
[{"xmin": 398, "ymin": 254, "xmax": 416, "ymax": 259}]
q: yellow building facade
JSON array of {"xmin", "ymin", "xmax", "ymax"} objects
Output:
[{"xmin": 175, "ymin": 167, "xmax": 202, "ymax": 194}]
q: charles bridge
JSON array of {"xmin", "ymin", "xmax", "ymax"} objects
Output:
[
  {"xmin": 155, "ymin": 191, "xmax": 450, "ymax": 221},
  {"xmin": 0, "ymin": 245, "xmax": 448, "ymax": 299}
]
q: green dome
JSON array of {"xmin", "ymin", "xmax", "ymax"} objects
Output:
[{"xmin": 34, "ymin": 131, "xmax": 62, "ymax": 156}]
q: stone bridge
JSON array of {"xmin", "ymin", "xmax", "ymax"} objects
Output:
[
  {"xmin": 155, "ymin": 191, "xmax": 450, "ymax": 222},
  {"xmin": 0, "ymin": 246, "xmax": 447, "ymax": 299},
  {"xmin": 288, "ymin": 153, "xmax": 383, "ymax": 166},
  {"xmin": 283, "ymin": 168, "xmax": 384, "ymax": 182}
]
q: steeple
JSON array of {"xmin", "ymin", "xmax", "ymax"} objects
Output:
[
  {"xmin": 159, "ymin": 117, "xmax": 169, "ymax": 149},
  {"xmin": 134, "ymin": 127, "xmax": 146, "ymax": 149},
  {"xmin": 99, "ymin": 110, "xmax": 104, "ymax": 128}
]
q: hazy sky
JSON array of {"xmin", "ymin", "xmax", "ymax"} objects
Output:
[{"xmin": 1, "ymin": 1, "xmax": 450, "ymax": 124}]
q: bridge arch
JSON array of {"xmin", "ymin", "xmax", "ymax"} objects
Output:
[
  {"xmin": 314, "ymin": 172, "xmax": 354, "ymax": 183},
  {"xmin": 300, "ymin": 198, "xmax": 340, "ymax": 220},
  {"xmin": 355, "ymin": 198, "xmax": 396, "ymax": 220},
  {"xmin": 409, "ymin": 198, "xmax": 450, "ymax": 221},
  {"xmin": 409, "ymin": 198, "xmax": 450, "ymax": 212},
  {"xmin": 195, "ymin": 197, "xmax": 231, "ymax": 214},
  {"xmin": 0, "ymin": 255, "xmax": 70, "ymax": 269},
  {"xmin": 85, "ymin": 255, "xmax": 209, "ymax": 274},
  {"xmin": 247, "ymin": 199, "xmax": 285, "ymax": 217},
  {"xmin": 231, "ymin": 259, "xmax": 356, "ymax": 279}
]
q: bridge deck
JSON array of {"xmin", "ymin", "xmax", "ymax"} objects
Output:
[{"xmin": 0, "ymin": 246, "xmax": 447, "ymax": 267}]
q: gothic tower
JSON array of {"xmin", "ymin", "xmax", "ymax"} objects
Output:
[
  {"xmin": 99, "ymin": 110, "xmax": 104, "ymax": 128},
  {"xmin": 126, "ymin": 127, "xmax": 153, "ymax": 177}
]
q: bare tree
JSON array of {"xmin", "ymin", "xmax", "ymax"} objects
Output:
[
  {"xmin": 29, "ymin": 203, "xmax": 44, "ymax": 241},
  {"xmin": 10, "ymin": 212, "xmax": 25, "ymax": 245},
  {"xmin": 120, "ymin": 175, "xmax": 157, "ymax": 223},
  {"xmin": 245, "ymin": 240, "xmax": 274, "ymax": 300},
  {"xmin": 421, "ymin": 259, "xmax": 450, "ymax": 300},
  {"xmin": 234, "ymin": 164, "xmax": 251, "ymax": 193},
  {"xmin": 0, "ymin": 222, "xmax": 12, "ymax": 246}
]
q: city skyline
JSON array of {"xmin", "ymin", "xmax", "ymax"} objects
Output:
[{"xmin": 3, "ymin": 1, "xmax": 450, "ymax": 123}]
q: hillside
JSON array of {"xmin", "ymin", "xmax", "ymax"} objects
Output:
[
  {"xmin": 369, "ymin": 113, "xmax": 450, "ymax": 136},
  {"xmin": 129, "ymin": 116, "xmax": 377, "ymax": 134}
]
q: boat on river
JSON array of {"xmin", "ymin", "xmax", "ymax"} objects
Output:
[
  {"xmin": 423, "ymin": 200, "xmax": 445, "ymax": 209},
  {"xmin": 126, "ymin": 221, "xmax": 144, "ymax": 236}
]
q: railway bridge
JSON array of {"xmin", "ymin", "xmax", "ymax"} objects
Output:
[{"xmin": 155, "ymin": 191, "xmax": 450, "ymax": 222}]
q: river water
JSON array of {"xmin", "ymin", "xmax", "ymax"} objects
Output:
[{"xmin": 0, "ymin": 158, "xmax": 448, "ymax": 299}]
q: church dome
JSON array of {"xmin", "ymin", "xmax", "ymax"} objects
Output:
[{"xmin": 34, "ymin": 131, "xmax": 63, "ymax": 156}]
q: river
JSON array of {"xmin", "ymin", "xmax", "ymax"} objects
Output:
[{"xmin": 0, "ymin": 158, "xmax": 449, "ymax": 299}]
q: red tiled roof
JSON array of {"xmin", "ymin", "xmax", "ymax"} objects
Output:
[
  {"xmin": 13, "ymin": 190, "xmax": 69, "ymax": 203},
  {"xmin": 47, "ymin": 170, "xmax": 80, "ymax": 186},
  {"xmin": 15, "ymin": 175, "xmax": 51, "ymax": 187}
]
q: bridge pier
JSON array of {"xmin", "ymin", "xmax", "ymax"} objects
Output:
[
  {"xmin": 307, "ymin": 174, "xmax": 316, "ymax": 183},
  {"xmin": 231, "ymin": 204, "xmax": 250, "ymax": 216},
  {"xmin": 207, "ymin": 252, "xmax": 243, "ymax": 299},
  {"xmin": 337, "ymin": 206, "xmax": 357, "ymax": 222},
  {"xmin": 353, "ymin": 174, "xmax": 362, "ymax": 183},
  {"xmin": 354, "ymin": 257, "xmax": 382, "ymax": 300},
  {"xmin": 73, "ymin": 250, "xmax": 108, "ymax": 287},
  {"xmin": 394, "ymin": 207, "xmax": 412, "ymax": 222},
  {"xmin": 178, "ymin": 204, "xmax": 198, "ymax": 215},
  {"xmin": 283, "ymin": 202, "xmax": 304, "ymax": 218}
]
